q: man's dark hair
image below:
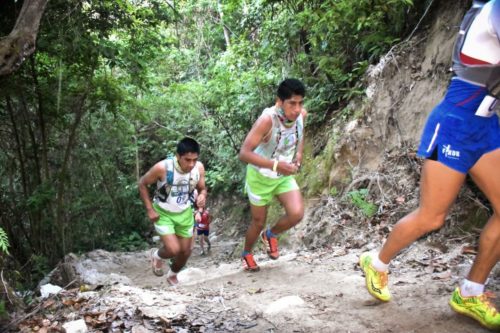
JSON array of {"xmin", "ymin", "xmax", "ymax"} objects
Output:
[
  {"xmin": 277, "ymin": 78, "xmax": 306, "ymax": 101},
  {"xmin": 176, "ymin": 137, "xmax": 200, "ymax": 156}
]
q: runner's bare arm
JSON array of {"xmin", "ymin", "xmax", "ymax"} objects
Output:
[
  {"xmin": 239, "ymin": 114, "xmax": 274, "ymax": 169},
  {"xmin": 138, "ymin": 161, "xmax": 164, "ymax": 221},
  {"xmin": 195, "ymin": 162, "xmax": 207, "ymax": 209},
  {"xmin": 294, "ymin": 108, "xmax": 307, "ymax": 167}
]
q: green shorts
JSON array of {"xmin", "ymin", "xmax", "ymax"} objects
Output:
[
  {"xmin": 245, "ymin": 166, "xmax": 299, "ymax": 206},
  {"xmin": 153, "ymin": 204, "xmax": 194, "ymax": 238}
]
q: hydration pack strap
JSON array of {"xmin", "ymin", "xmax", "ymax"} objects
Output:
[
  {"xmin": 170, "ymin": 156, "xmax": 197, "ymax": 195},
  {"xmin": 452, "ymin": 1, "xmax": 499, "ymax": 96},
  {"xmin": 270, "ymin": 122, "xmax": 282, "ymax": 159},
  {"xmin": 165, "ymin": 156, "xmax": 174, "ymax": 186},
  {"xmin": 486, "ymin": 67, "xmax": 500, "ymax": 98},
  {"xmin": 155, "ymin": 156, "xmax": 197, "ymax": 203},
  {"xmin": 270, "ymin": 114, "xmax": 301, "ymax": 161}
]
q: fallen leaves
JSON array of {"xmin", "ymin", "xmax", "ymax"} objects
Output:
[{"xmin": 10, "ymin": 286, "xmax": 198, "ymax": 333}]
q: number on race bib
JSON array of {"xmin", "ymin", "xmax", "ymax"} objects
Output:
[{"xmin": 176, "ymin": 195, "xmax": 187, "ymax": 204}]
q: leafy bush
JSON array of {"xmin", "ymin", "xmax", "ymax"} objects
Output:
[
  {"xmin": 348, "ymin": 189, "xmax": 378, "ymax": 217},
  {"xmin": 112, "ymin": 232, "xmax": 149, "ymax": 252},
  {"xmin": 0, "ymin": 228, "xmax": 9, "ymax": 255},
  {"xmin": 0, "ymin": 0, "xmax": 423, "ymax": 278},
  {"xmin": 0, "ymin": 300, "xmax": 7, "ymax": 320}
]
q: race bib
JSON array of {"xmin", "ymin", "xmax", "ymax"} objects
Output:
[{"xmin": 475, "ymin": 95, "xmax": 498, "ymax": 118}]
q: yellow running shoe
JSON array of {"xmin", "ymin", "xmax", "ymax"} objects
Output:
[
  {"xmin": 359, "ymin": 252, "xmax": 391, "ymax": 302},
  {"xmin": 449, "ymin": 287, "xmax": 500, "ymax": 330}
]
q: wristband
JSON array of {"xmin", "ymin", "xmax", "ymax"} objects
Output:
[{"xmin": 272, "ymin": 159, "xmax": 279, "ymax": 172}]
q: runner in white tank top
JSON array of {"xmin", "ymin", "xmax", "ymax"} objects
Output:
[
  {"xmin": 139, "ymin": 137, "xmax": 207, "ymax": 286},
  {"xmin": 239, "ymin": 78, "xmax": 307, "ymax": 272}
]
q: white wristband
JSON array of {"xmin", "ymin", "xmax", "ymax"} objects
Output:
[{"xmin": 272, "ymin": 159, "xmax": 278, "ymax": 172}]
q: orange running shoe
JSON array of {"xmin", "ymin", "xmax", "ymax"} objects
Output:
[
  {"xmin": 242, "ymin": 253, "xmax": 260, "ymax": 272},
  {"xmin": 261, "ymin": 231, "xmax": 279, "ymax": 259}
]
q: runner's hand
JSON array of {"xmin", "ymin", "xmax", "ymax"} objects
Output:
[
  {"xmin": 292, "ymin": 158, "xmax": 301, "ymax": 171},
  {"xmin": 147, "ymin": 208, "xmax": 160, "ymax": 223},
  {"xmin": 196, "ymin": 194, "xmax": 206, "ymax": 209},
  {"xmin": 276, "ymin": 161, "xmax": 299, "ymax": 176}
]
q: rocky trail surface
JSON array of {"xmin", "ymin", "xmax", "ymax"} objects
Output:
[{"xmin": 8, "ymin": 239, "xmax": 498, "ymax": 333}]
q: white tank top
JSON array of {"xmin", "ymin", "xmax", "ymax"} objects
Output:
[
  {"xmin": 461, "ymin": 1, "xmax": 500, "ymax": 65},
  {"xmin": 155, "ymin": 158, "xmax": 200, "ymax": 213},
  {"xmin": 251, "ymin": 106, "xmax": 304, "ymax": 179}
]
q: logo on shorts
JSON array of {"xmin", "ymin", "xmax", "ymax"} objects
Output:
[{"xmin": 442, "ymin": 144, "xmax": 460, "ymax": 159}]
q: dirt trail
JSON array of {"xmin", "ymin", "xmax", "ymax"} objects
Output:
[{"xmin": 70, "ymin": 240, "xmax": 496, "ymax": 333}]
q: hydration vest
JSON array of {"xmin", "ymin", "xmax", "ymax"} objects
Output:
[
  {"xmin": 154, "ymin": 156, "xmax": 198, "ymax": 203},
  {"xmin": 252, "ymin": 106, "xmax": 304, "ymax": 178},
  {"xmin": 452, "ymin": 0, "xmax": 500, "ymax": 97}
]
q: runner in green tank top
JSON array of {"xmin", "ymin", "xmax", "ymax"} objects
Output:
[{"xmin": 239, "ymin": 78, "xmax": 307, "ymax": 272}]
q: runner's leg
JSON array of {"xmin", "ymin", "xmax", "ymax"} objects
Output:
[
  {"xmin": 244, "ymin": 205, "xmax": 267, "ymax": 252},
  {"xmin": 272, "ymin": 189, "xmax": 304, "ymax": 234},
  {"xmin": 159, "ymin": 234, "xmax": 181, "ymax": 258},
  {"xmin": 379, "ymin": 160, "xmax": 465, "ymax": 263},
  {"xmin": 468, "ymin": 149, "xmax": 500, "ymax": 283},
  {"xmin": 170, "ymin": 236, "xmax": 193, "ymax": 272},
  {"xmin": 206, "ymin": 234, "xmax": 211, "ymax": 251},
  {"xmin": 199, "ymin": 232, "xmax": 205, "ymax": 254}
]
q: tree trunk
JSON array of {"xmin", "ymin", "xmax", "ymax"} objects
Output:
[
  {"xmin": 217, "ymin": 0, "xmax": 231, "ymax": 49},
  {"xmin": 30, "ymin": 56, "xmax": 50, "ymax": 181},
  {"xmin": 134, "ymin": 132, "xmax": 140, "ymax": 183},
  {"xmin": 5, "ymin": 96, "xmax": 28, "ymax": 198},
  {"xmin": 55, "ymin": 93, "xmax": 88, "ymax": 259},
  {"xmin": 0, "ymin": 0, "xmax": 49, "ymax": 76},
  {"xmin": 19, "ymin": 94, "xmax": 47, "ymax": 253}
]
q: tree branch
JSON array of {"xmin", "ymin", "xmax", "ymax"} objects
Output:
[{"xmin": 0, "ymin": 0, "xmax": 49, "ymax": 76}]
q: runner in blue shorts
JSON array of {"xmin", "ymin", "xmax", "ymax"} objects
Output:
[
  {"xmin": 359, "ymin": 0, "xmax": 500, "ymax": 330},
  {"xmin": 417, "ymin": 78, "xmax": 500, "ymax": 173}
]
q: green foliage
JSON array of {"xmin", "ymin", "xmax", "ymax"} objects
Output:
[
  {"xmin": 298, "ymin": 134, "xmax": 338, "ymax": 197},
  {"xmin": 329, "ymin": 186, "xmax": 338, "ymax": 197},
  {"xmin": 347, "ymin": 189, "xmax": 378, "ymax": 217},
  {"xmin": 26, "ymin": 183, "xmax": 56, "ymax": 212},
  {"xmin": 0, "ymin": 0, "xmax": 425, "ymax": 281},
  {"xmin": 0, "ymin": 300, "xmax": 7, "ymax": 320},
  {"xmin": 0, "ymin": 228, "xmax": 9, "ymax": 255},
  {"xmin": 112, "ymin": 232, "xmax": 149, "ymax": 252},
  {"xmin": 31, "ymin": 255, "xmax": 50, "ymax": 285}
]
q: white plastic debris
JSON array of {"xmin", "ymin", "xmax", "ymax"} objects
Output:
[
  {"xmin": 62, "ymin": 319, "xmax": 88, "ymax": 333},
  {"xmin": 40, "ymin": 283, "xmax": 63, "ymax": 298}
]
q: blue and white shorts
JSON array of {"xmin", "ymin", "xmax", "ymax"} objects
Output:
[{"xmin": 417, "ymin": 78, "xmax": 500, "ymax": 174}]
